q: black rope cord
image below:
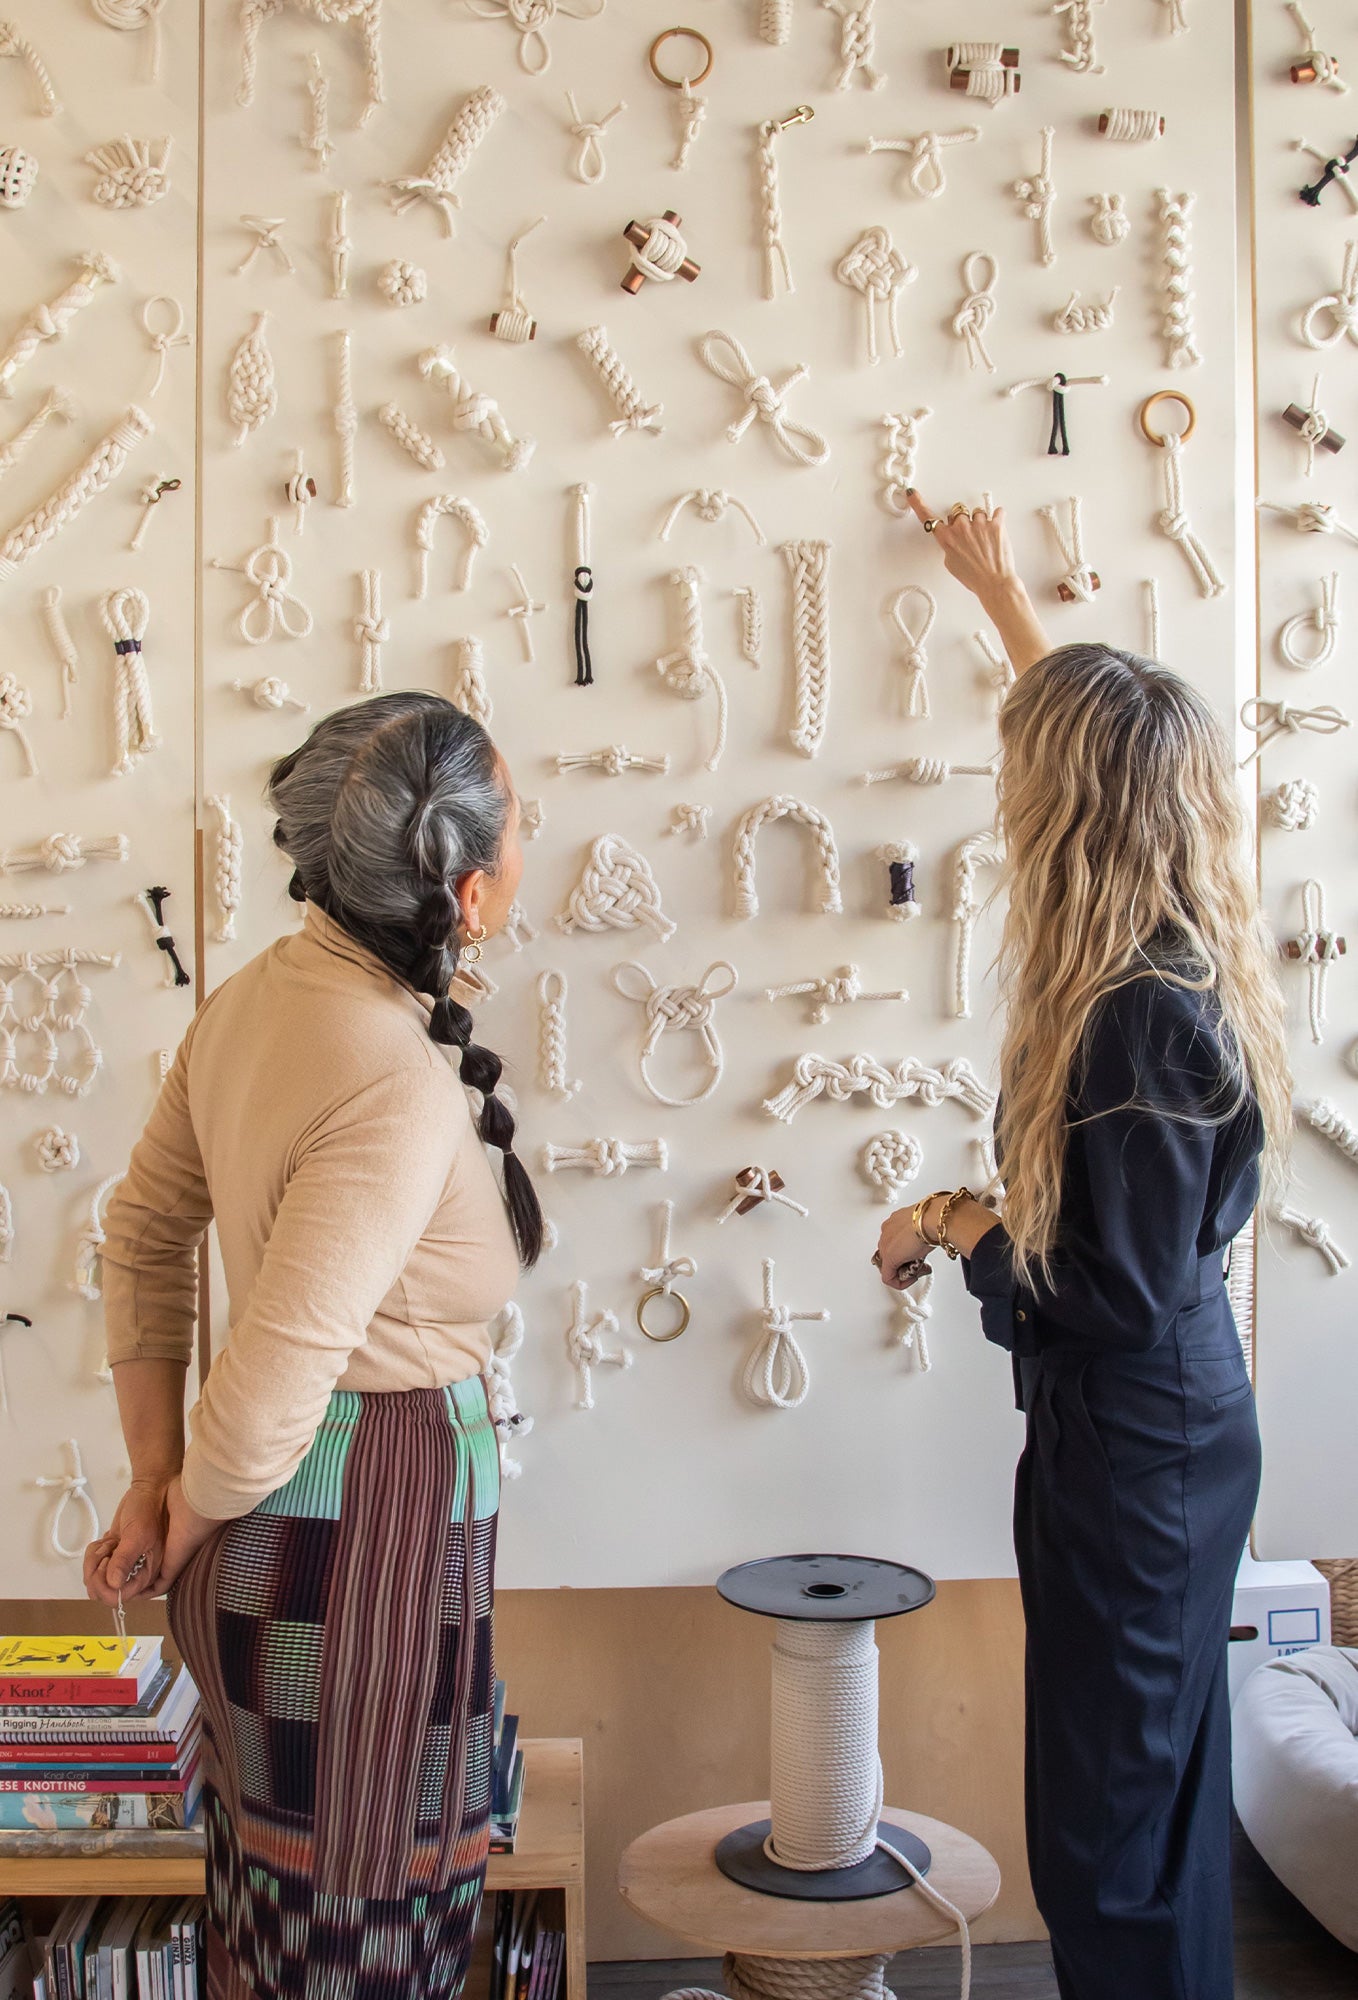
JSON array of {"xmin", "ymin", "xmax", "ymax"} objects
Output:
[
  {"xmin": 1300, "ymin": 136, "xmax": 1358, "ymax": 208},
  {"xmin": 573, "ymin": 564, "xmax": 594, "ymax": 687},
  {"xmin": 887, "ymin": 857, "xmax": 915, "ymax": 910},
  {"xmin": 1047, "ymin": 373, "xmax": 1072, "ymax": 458},
  {"xmin": 142, "ymin": 885, "xmax": 191, "ymax": 988}
]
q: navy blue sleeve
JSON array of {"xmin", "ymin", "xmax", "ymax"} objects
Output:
[{"xmin": 963, "ymin": 976, "xmax": 1222, "ymax": 1358}]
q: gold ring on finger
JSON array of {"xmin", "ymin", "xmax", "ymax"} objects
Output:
[
  {"xmin": 947, "ymin": 502, "xmax": 973, "ymax": 522},
  {"xmin": 921, "ymin": 517, "xmax": 940, "ymax": 534}
]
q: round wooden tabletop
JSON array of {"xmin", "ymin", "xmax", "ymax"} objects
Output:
[{"xmin": 618, "ymin": 1804, "xmax": 1001, "ymax": 1961}]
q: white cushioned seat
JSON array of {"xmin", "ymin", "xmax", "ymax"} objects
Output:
[{"xmin": 1232, "ymin": 1645, "xmax": 1358, "ymax": 1951}]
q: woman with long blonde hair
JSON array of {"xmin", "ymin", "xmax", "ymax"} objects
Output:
[{"xmin": 875, "ymin": 493, "xmax": 1290, "ymax": 2000}]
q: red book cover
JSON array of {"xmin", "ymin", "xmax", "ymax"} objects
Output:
[
  {"xmin": 0, "ymin": 1751, "xmax": 199, "ymax": 1796},
  {"xmin": 0, "ymin": 1736, "xmax": 182, "ymax": 1765}
]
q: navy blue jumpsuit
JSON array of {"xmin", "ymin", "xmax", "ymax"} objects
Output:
[{"xmin": 962, "ymin": 969, "xmax": 1263, "ymax": 2000}]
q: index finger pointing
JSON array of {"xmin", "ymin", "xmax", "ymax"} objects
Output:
[{"xmin": 902, "ymin": 488, "xmax": 935, "ymax": 528}]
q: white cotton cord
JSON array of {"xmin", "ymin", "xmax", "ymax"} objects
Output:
[
  {"xmin": 717, "ymin": 1166, "xmax": 809, "ymax": 1224},
  {"xmin": 211, "ymin": 516, "xmax": 313, "ymax": 644},
  {"xmin": 760, "ymin": 0, "xmax": 792, "ymax": 44},
  {"xmin": 466, "ymin": 0, "xmax": 604, "ymax": 75},
  {"xmin": 304, "ymin": 51, "xmax": 332, "ymax": 170},
  {"xmin": 85, "ymin": 134, "xmax": 173, "ymax": 209},
  {"xmin": 232, "ymin": 675, "xmax": 308, "ymax": 713},
  {"xmin": 611, "ymin": 959, "xmax": 736, "ymax": 1109},
  {"xmin": 974, "ymin": 629, "xmax": 1014, "ymax": 708},
  {"xmin": 861, "ymin": 1131, "xmax": 923, "ymax": 1204},
  {"xmin": 33, "ymin": 584, "xmax": 75, "ymax": 714},
  {"xmin": 414, "ymin": 495, "xmax": 488, "ymax": 598},
  {"xmin": 545, "ymin": 1139, "xmax": 668, "ymax": 1178},
  {"xmin": 756, "ymin": 115, "xmax": 802, "ymax": 301},
  {"xmin": 1157, "ymin": 189, "xmax": 1202, "ymax": 368},
  {"xmin": 1144, "ymin": 578, "xmax": 1161, "ymax": 659},
  {"xmin": 1273, "ymin": 1197, "xmax": 1350, "ymax": 1273},
  {"xmin": 0, "ymin": 835, "xmax": 127, "ymax": 877},
  {"xmin": 99, "ymin": 588, "xmax": 159, "ymax": 778},
  {"xmin": 420, "ymin": 347, "xmax": 536, "ymax": 471},
  {"xmin": 946, "ymin": 40, "xmax": 1020, "ymax": 105},
  {"xmin": 734, "ymin": 586, "xmax": 763, "ymax": 668},
  {"xmin": 0, "ymin": 903, "xmax": 70, "ymax": 918},
  {"xmin": 378, "ymin": 258, "xmax": 427, "ymax": 308},
  {"xmin": 656, "ymin": 566, "xmax": 728, "ymax": 774},
  {"xmin": 699, "ymin": 330, "xmax": 829, "ymax": 467},
  {"xmin": 556, "ymin": 745, "xmax": 669, "ymax": 777},
  {"xmin": 1262, "ymin": 778, "xmax": 1319, "ymax": 831},
  {"xmin": 0, "ymin": 947, "xmax": 120, "ymax": 1099},
  {"xmin": 565, "ymin": 92, "xmax": 624, "ymax": 183},
  {"xmin": 330, "ymin": 190, "xmax": 351, "ymax": 300},
  {"xmin": 782, "ymin": 541, "xmax": 833, "ymax": 757},
  {"xmin": 1161, "ymin": 0, "xmax": 1189, "ymax": 31},
  {"xmin": 1150, "ymin": 430, "xmax": 1225, "ymax": 598},
  {"xmin": 864, "ymin": 128, "xmax": 979, "ymax": 200},
  {"xmin": 0, "ymin": 389, "xmax": 77, "ymax": 486},
  {"xmin": 1054, "ymin": 289, "xmax": 1118, "ymax": 334},
  {"xmin": 284, "ymin": 451, "xmax": 317, "ymax": 536},
  {"xmin": 893, "ymin": 1269, "xmax": 935, "ymax": 1373},
  {"xmin": 951, "ymin": 253, "xmax": 999, "ymax": 372},
  {"xmin": 1012, "ymin": 127, "xmax": 1057, "ymax": 268},
  {"xmin": 490, "ymin": 216, "xmax": 544, "ymax": 344},
  {"xmin": 835, "ymin": 227, "xmax": 915, "ymax": 366},
  {"xmin": 857, "ymin": 755, "xmax": 997, "ymax": 787},
  {"xmin": 822, "ymin": 0, "xmax": 884, "ymax": 89},
  {"xmin": 34, "ymin": 1440, "xmax": 101, "ymax": 1561},
  {"xmin": 1288, "ymin": 2, "xmax": 1345, "ymax": 88},
  {"xmin": 565, "ymin": 1279, "xmax": 630, "ymax": 1410},
  {"xmin": 226, "ymin": 313, "xmax": 276, "ymax": 449},
  {"xmin": 733, "ymin": 796, "xmax": 842, "ymax": 920},
  {"xmin": 1100, "ymin": 107, "xmax": 1165, "ymax": 141},
  {"xmin": 138, "ymin": 297, "xmax": 188, "ymax": 403},
  {"xmin": 1053, "ymin": 0, "xmax": 1104, "ymax": 72},
  {"xmin": 333, "ymin": 328, "xmax": 356, "ymax": 506},
  {"xmin": 763, "ymin": 1054, "xmax": 997, "ymax": 1125},
  {"xmin": 35, "ymin": 1124, "xmax": 80, "ymax": 1174},
  {"xmin": 238, "ymin": 0, "xmax": 384, "ymax": 127},
  {"xmin": 671, "ymin": 78, "xmax": 708, "ymax": 173},
  {"xmin": 72, "ymin": 1167, "xmax": 125, "ymax": 1300},
  {"xmin": 0, "ymin": 676, "xmax": 37, "ymax": 777},
  {"xmin": 0, "ymin": 142, "xmax": 36, "ymax": 208},
  {"xmin": 1040, "ymin": 497, "xmax": 1099, "ymax": 604},
  {"xmin": 879, "ymin": 409, "xmax": 931, "ymax": 513},
  {"xmin": 449, "ymin": 634, "xmax": 491, "ymax": 726},
  {"xmin": 1303, "ymin": 1096, "xmax": 1358, "ymax": 1167},
  {"xmin": 537, "ymin": 970, "xmax": 581, "ymax": 1101},
  {"xmin": 1288, "ymin": 876, "xmax": 1344, "ymax": 1044},
  {"xmin": 668, "ymin": 803, "xmax": 711, "ymax": 841},
  {"xmin": 1238, "ymin": 695, "xmax": 1351, "ymax": 765},
  {"xmin": 0, "ymin": 20, "xmax": 61, "ymax": 114},
  {"xmin": 377, "ymin": 402, "xmax": 444, "ymax": 471},
  {"xmin": 639, "ymin": 1199, "xmax": 697, "ymax": 1321},
  {"xmin": 0, "ymin": 408, "xmax": 152, "ymax": 587},
  {"xmin": 556, "ymin": 835, "xmax": 677, "ymax": 941},
  {"xmin": 577, "ymin": 325, "xmax": 664, "ymax": 438},
  {"xmin": 387, "ymin": 85, "xmax": 506, "ymax": 235},
  {"xmin": 506, "ymin": 566, "xmax": 546, "ymax": 662},
  {"xmin": 205, "ymin": 795, "xmax": 242, "ymax": 944},
  {"xmin": 888, "ymin": 585, "xmax": 935, "ymax": 719},
  {"xmin": 1279, "ymin": 572, "xmax": 1340, "ymax": 669},
  {"xmin": 953, "ymin": 830, "xmax": 1004, "ymax": 1021},
  {"xmin": 1089, "ymin": 193, "xmax": 1129, "ymax": 245},
  {"xmin": 1287, "ymin": 373, "xmax": 1334, "ymax": 478},
  {"xmin": 1300, "ymin": 239, "xmax": 1358, "ymax": 347},
  {"xmin": 765, "ymin": 964, "xmax": 908, "ymax": 1026},
  {"xmin": 355, "ymin": 570, "xmax": 388, "ymax": 694},
  {"xmin": 502, "ymin": 901, "xmax": 536, "ymax": 953},
  {"xmin": 742, "ymin": 1259, "xmax": 829, "ymax": 1410},
  {"xmin": 660, "ymin": 489, "xmax": 765, "ymax": 545},
  {"xmin": 878, "ymin": 842, "xmax": 920, "ymax": 923},
  {"xmin": 0, "ymin": 253, "xmax": 120, "ymax": 401},
  {"xmin": 1258, "ymin": 497, "xmax": 1358, "ymax": 544},
  {"xmin": 235, "ymin": 216, "xmax": 295, "ymax": 279},
  {"xmin": 487, "ymin": 1303, "xmax": 533, "ymax": 1478}
]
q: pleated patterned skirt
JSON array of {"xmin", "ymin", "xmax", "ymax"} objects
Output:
[{"xmin": 167, "ymin": 1379, "xmax": 500, "ymax": 2000}]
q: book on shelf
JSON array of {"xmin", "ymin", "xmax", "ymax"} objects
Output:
[
  {"xmin": 490, "ymin": 1682, "xmax": 525, "ymax": 1853},
  {"xmin": 0, "ymin": 1642, "xmax": 162, "ymax": 1710},
  {"xmin": 490, "ymin": 1892, "xmax": 564, "ymax": 2000},
  {"xmin": 0, "ymin": 1728, "xmax": 202, "ymax": 1794},
  {"xmin": 0, "ymin": 1663, "xmax": 194, "ymax": 1744},
  {"xmin": 0, "ymin": 1762, "xmax": 203, "ymax": 1832},
  {"xmin": 0, "ymin": 1898, "xmax": 33, "ymax": 2000},
  {"xmin": 29, "ymin": 1897, "xmax": 205, "ymax": 2000}
]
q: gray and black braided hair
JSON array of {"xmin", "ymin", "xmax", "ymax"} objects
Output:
[{"xmin": 267, "ymin": 691, "xmax": 543, "ymax": 1267}]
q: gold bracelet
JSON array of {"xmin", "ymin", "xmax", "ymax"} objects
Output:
[
  {"xmin": 912, "ymin": 1189, "xmax": 954, "ymax": 1246},
  {"xmin": 935, "ymin": 1185, "xmax": 978, "ymax": 1261}
]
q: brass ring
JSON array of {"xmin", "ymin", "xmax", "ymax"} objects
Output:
[
  {"xmin": 946, "ymin": 502, "xmax": 973, "ymax": 522},
  {"xmin": 921, "ymin": 517, "xmax": 940, "ymax": 534},
  {"xmin": 1138, "ymin": 389, "xmax": 1197, "ymax": 447},
  {"xmin": 636, "ymin": 1285, "xmax": 691, "ymax": 1343},
  {"xmin": 648, "ymin": 26, "xmax": 714, "ymax": 88}
]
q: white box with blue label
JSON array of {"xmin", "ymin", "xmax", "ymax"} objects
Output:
[{"xmin": 1229, "ymin": 1553, "xmax": 1331, "ymax": 1704}]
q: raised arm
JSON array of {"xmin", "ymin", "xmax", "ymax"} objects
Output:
[{"xmin": 903, "ymin": 488, "xmax": 1052, "ymax": 677}]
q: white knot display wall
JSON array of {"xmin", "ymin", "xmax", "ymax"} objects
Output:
[
  {"xmin": 781, "ymin": 539, "xmax": 833, "ymax": 757},
  {"xmin": 1278, "ymin": 572, "xmax": 1340, "ymax": 669},
  {"xmin": 387, "ymin": 84, "xmax": 505, "ymax": 234},
  {"xmin": 698, "ymin": 329, "xmax": 830, "ymax": 468},
  {"xmin": 99, "ymin": 587, "xmax": 160, "ymax": 776},
  {"xmin": 414, "ymin": 494, "xmax": 488, "ymax": 597},
  {"xmin": 610, "ymin": 958, "xmax": 737, "ymax": 1108},
  {"xmin": 764, "ymin": 963, "xmax": 908, "ymax": 1026},
  {"xmin": 732, "ymin": 797, "xmax": 842, "ymax": 919},
  {"xmin": 556, "ymin": 834, "xmax": 676, "ymax": 941},
  {"xmin": 565, "ymin": 1279, "xmax": 630, "ymax": 1409},
  {"xmin": 0, "ymin": 408, "xmax": 154, "ymax": 587},
  {"xmin": 762, "ymin": 1054, "xmax": 997, "ymax": 1124},
  {"xmin": 863, "ymin": 127, "xmax": 979, "ymax": 200},
  {"xmin": 655, "ymin": 565, "xmax": 728, "ymax": 772}
]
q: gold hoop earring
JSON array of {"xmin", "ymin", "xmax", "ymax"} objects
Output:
[{"xmin": 461, "ymin": 923, "xmax": 487, "ymax": 965}]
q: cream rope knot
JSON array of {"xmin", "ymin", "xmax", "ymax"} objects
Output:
[
  {"xmin": 629, "ymin": 214, "xmax": 691, "ymax": 283},
  {"xmin": 888, "ymin": 583, "xmax": 935, "ymax": 718},
  {"xmin": 0, "ymin": 675, "xmax": 37, "ymax": 777},
  {"xmin": 764, "ymin": 963, "xmax": 909, "ymax": 1025},
  {"xmin": 835, "ymin": 227, "xmax": 915, "ymax": 364},
  {"xmin": 34, "ymin": 1439, "xmax": 101, "ymax": 1561},
  {"xmin": 35, "ymin": 1124, "xmax": 79, "ymax": 1172},
  {"xmin": 1040, "ymin": 496, "xmax": 1099, "ymax": 603},
  {"xmin": 1263, "ymin": 778, "xmax": 1320, "ymax": 831},
  {"xmin": 699, "ymin": 330, "xmax": 830, "ymax": 467},
  {"xmin": 1012, "ymin": 127, "xmax": 1056, "ymax": 267},
  {"xmin": 466, "ymin": 0, "xmax": 604, "ymax": 76},
  {"xmin": 951, "ymin": 252, "xmax": 998, "ymax": 371},
  {"xmin": 211, "ymin": 516, "xmax": 314, "ymax": 644},
  {"xmin": 487, "ymin": 1303, "xmax": 532, "ymax": 1478},
  {"xmin": 1259, "ymin": 496, "xmax": 1358, "ymax": 541},
  {"xmin": 565, "ymin": 91, "xmax": 624, "ymax": 182},
  {"xmin": 762, "ymin": 1054, "xmax": 996, "ymax": 1125},
  {"xmin": 556, "ymin": 834, "xmax": 677, "ymax": 941},
  {"xmin": 640, "ymin": 1204, "xmax": 698, "ymax": 1292},
  {"xmin": 542, "ymin": 1138, "xmax": 669, "ymax": 1177},
  {"xmin": 1301, "ymin": 240, "xmax": 1358, "ymax": 347},
  {"xmin": 41, "ymin": 835, "xmax": 89, "ymax": 873},
  {"xmin": 1274, "ymin": 1198, "xmax": 1351, "ymax": 1273},
  {"xmin": 565, "ymin": 1280, "xmax": 630, "ymax": 1410},
  {"xmin": 742, "ymin": 1259, "xmax": 829, "ymax": 1410},
  {"xmin": 1152, "ymin": 431, "xmax": 1225, "ymax": 597},
  {"xmin": 660, "ymin": 487, "xmax": 766, "ymax": 543},
  {"xmin": 233, "ymin": 675, "xmax": 308, "ymax": 712},
  {"xmin": 717, "ymin": 1166, "xmax": 810, "ymax": 1223},
  {"xmin": 1238, "ymin": 695, "xmax": 1352, "ymax": 764},
  {"xmin": 864, "ymin": 127, "xmax": 979, "ymax": 199},
  {"xmin": 612, "ymin": 959, "xmax": 736, "ymax": 1108},
  {"xmin": 861, "ymin": 1129, "xmax": 923, "ymax": 1204},
  {"xmin": 1279, "ymin": 571, "xmax": 1341, "ymax": 669}
]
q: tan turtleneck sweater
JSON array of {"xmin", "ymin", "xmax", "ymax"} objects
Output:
[{"xmin": 101, "ymin": 906, "xmax": 521, "ymax": 1521}]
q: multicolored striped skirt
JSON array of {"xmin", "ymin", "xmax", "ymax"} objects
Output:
[{"xmin": 167, "ymin": 1379, "xmax": 500, "ymax": 2000}]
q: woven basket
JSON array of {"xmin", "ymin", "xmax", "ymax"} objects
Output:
[{"xmin": 1314, "ymin": 1558, "xmax": 1358, "ymax": 1645}]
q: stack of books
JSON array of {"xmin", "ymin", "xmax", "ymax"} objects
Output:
[
  {"xmin": 0, "ymin": 1639, "xmax": 202, "ymax": 1833},
  {"xmin": 489, "ymin": 1678, "xmax": 525, "ymax": 1855},
  {"xmin": 0, "ymin": 1891, "xmax": 206, "ymax": 1998},
  {"xmin": 490, "ymin": 1893, "xmax": 564, "ymax": 2000}
]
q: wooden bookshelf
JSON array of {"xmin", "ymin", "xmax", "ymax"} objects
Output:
[{"xmin": 0, "ymin": 1737, "xmax": 587, "ymax": 2000}]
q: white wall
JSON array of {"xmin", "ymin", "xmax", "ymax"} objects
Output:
[{"xmin": 2, "ymin": 0, "xmax": 1247, "ymax": 1594}]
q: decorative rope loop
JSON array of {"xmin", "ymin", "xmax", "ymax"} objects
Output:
[
  {"xmin": 733, "ymin": 797, "xmax": 842, "ymax": 919},
  {"xmin": 611, "ymin": 958, "xmax": 737, "ymax": 1107},
  {"xmin": 863, "ymin": 128, "xmax": 979, "ymax": 200},
  {"xmin": 888, "ymin": 585, "xmax": 936, "ymax": 718},
  {"xmin": 762, "ymin": 1054, "xmax": 997, "ymax": 1125},
  {"xmin": 1, "ymin": 835, "xmax": 127, "ymax": 877},
  {"xmin": 565, "ymin": 91, "xmax": 624, "ymax": 183},
  {"xmin": 414, "ymin": 495, "xmax": 488, "ymax": 597},
  {"xmin": 211, "ymin": 516, "xmax": 313, "ymax": 644},
  {"xmin": 98, "ymin": 588, "xmax": 159, "ymax": 776},
  {"xmin": 699, "ymin": 330, "xmax": 829, "ymax": 467},
  {"xmin": 742, "ymin": 1259, "xmax": 829, "ymax": 1410},
  {"xmin": 466, "ymin": 0, "xmax": 604, "ymax": 75},
  {"xmin": 861, "ymin": 1130, "xmax": 922, "ymax": 1204},
  {"xmin": 835, "ymin": 227, "xmax": 915, "ymax": 365},
  {"xmin": 764, "ymin": 964, "xmax": 908, "ymax": 1026},
  {"xmin": 34, "ymin": 1439, "xmax": 101, "ymax": 1561},
  {"xmin": 556, "ymin": 835, "xmax": 676, "ymax": 941},
  {"xmin": 1279, "ymin": 572, "xmax": 1340, "ymax": 669},
  {"xmin": 1237, "ymin": 696, "xmax": 1351, "ymax": 764},
  {"xmin": 1301, "ymin": 239, "xmax": 1358, "ymax": 348},
  {"xmin": 951, "ymin": 252, "xmax": 998, "ymax": 372}
]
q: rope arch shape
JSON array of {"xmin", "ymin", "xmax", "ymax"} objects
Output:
[{"xmin": 732, "ymin": 797, "xmax": 843, "ymax": 920}]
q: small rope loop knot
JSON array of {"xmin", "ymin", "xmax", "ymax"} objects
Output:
[
  {"xmin": 1279, "ymin": 571, "xmax": 1341, "ymax": 669},
  {"xmin": 951, "ymin": 252, "xmax": 998, "ymax": 372},
  {"xmin": 888, "ymin": 583, "xmax": 936, "ymax": 718},
  {"xmin": 35, "ymin": 1124, "xmax": 79, "ymax": 1172},
  {"xmin": 1263, "ymin": 778, "xmax": 1320, "ymax": 831}
]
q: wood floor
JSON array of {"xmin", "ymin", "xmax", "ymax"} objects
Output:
[{"xmin": 588, "ymin": 1818, "xmax": 1358, "ymax": 1999}]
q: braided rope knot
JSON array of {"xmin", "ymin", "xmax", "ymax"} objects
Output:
[
  {"xmin": 40, "ymin": 835, "xmax": 84, "ymax": 872},
  {"xmin": 632, "ymin": 214, "xmax": 688, "ymax": 282},
  {"xmin": 453, "ymin": 390, "xmax": 495, "ymax": 431},
  {"xmin": 354, "ymin": 609, "xmax": 390, "ymax": 647},
  {"xmin": 613, "ymin": 959, "xmax": 736, "ymax": 1107},
  {"xmin": 1264, "ymin": 778, "xmax": 1319, "ymax": 831},
  {"xmin": 36, "ymin": 1125, "xmax": 79, "ymax": 1172},
  {"xmin": 862, "ymin": 1129, "xmax": 923, "ymax": 1203}
]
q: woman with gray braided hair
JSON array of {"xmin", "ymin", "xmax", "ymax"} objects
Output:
[{"xmin": 85, "ymin": 693, "xmax": 539, "ymax": 2000}]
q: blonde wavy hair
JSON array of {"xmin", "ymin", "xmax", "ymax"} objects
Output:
[{"xmin": 992, "ymin": 643, "xmax": 1290, "ymax": 1292}]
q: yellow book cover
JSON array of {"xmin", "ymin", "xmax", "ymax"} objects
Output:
[{"xmin": 0, "ymin": 1639, "xmax": 140, "ymax": 1676}]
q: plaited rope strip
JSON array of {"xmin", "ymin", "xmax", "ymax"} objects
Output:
[
  {"xmin": 742, "ymin": 1259, "xmax": 829, "ymax": 1409},
  {"xmin": 556, "ymin": 835, "xmax": 677, "ymax": 941},
  {"xmin": 387, "ymin": 85, "xmax": 505, "ymax": 236},
  {"xmin": 766, "ymin": 964, "xmax": 908, "ymax": 1026},
  {"xmin": 0, "ymin": 21, "xmax": 60, "ymax": 115},
  {"xmin": 864, "ymin": 128, "xmax": 979, "ymax": 200},
  {"xmin": 954, "ymin": 830, "xmax": 1005, "ymax": 1020},
  {"xmin": 656, "ymin": 566, "xmax": 728, "ymax": 773},
  {"xmin": 1157, "ymin": 190, "xmax": 1202, "ymax": 368},
  {"xmin": 822, "ymin": 0, "xmax": 883, "ymax": 90},
  {"xmin": 565, "ymin": 1279, "xmax": 630, "ymax": 1409},
  {"xmin": 1272, "ymin": 1197, "xmax": 1350, "ymax": 1273},
  {"xmin": 227, "ymin": 313, "xmax": 276, "ymax": 449},
  {"xmin": 0, "ymin": 409, "xmax": 153, "ymax": 587},
  {"xmin": 487, "ymin": 1303, "xmax": 532, "ymax": 1478},
  {"xmin": 888, "ymin": 585, "xmax": 935, "ymax": 718},
  {"xmin": 1054, "ymin": 0, "xmax": 1104, "ymax": 72},
  {"xmin": 537, "ymin": 969, "xmax": 581, "ymax": 1101},
  {"xmin": 763, "ymin": 1054, "xmax": 997, "ymax": 1125},
  {"xmin": 760, "ymin": 0, "xmax": 792, "ymax": 44},
  {"xmin": 0, "ymin": 253, "xmax": 120, "ymax": 401},
  {"xmin": 99, "ymin": 588, "xmax": 160, "ymax": 777},
  {"xmin": 577, "ymin": 325, "xmax": 664, "ymax": 437},
  {"xmin": 0, "ymin": 390, "xmax": 77, "ymax": 486},
  {"xmin": 1012, "ymin": 126, "xmax": 1056, "ymax": 268},
  {"xmin": 1054, "ymin": 290, "xmax": 1118, "ymax": 335},
  {"xmin": 733, "ymin": 797, "xmax": 842, "ymax": 919},
  {"xmin": 699, "ymin": 330, "xmax": 830, "ymax": 468},
  {"xmin": 414, "ymin": 495, "xmax": 487, "ymax": 597},
  {"xmin": 611, "ymin": 959, "xmax": 737, "ymax": 1108},
  {"xmin": 420, "ymin": 348, "xmax": 536, "ymax": 471},
  {"xmin": 782, "ymin": 541, "xmax": 832, "ymax": 757},
  {"xmin": 377, "ymin": 402, "xmax": 444, "ymax": 471},
  {"xmin": 734, "ymin": 587, "xmax": 762, "ymax": 668},
  {"xmin": 544, "ymin": 1138, "xmax": 668, "ymax": 1176},
  {"xmin": 449, "ymin": 635, "xmax": 490, "ymax": 726},
  {"xmin": 756, "ymin": 115, "xmax": 800, "ymax": 301},
  {"xmin": 879, "ymin": 409, "xmax": 931, "ymax": 513},
  {"xmin": 1303, "ymin": 1097, "xmax": 1358, "ymax": 1166},
  {"xmin": 205, "ymin": 795, "xmax": 242, "ymax": 944},
  {"xmin": 1279, "ymin": 572, "xmax": 1340, "ymax": 669}
]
